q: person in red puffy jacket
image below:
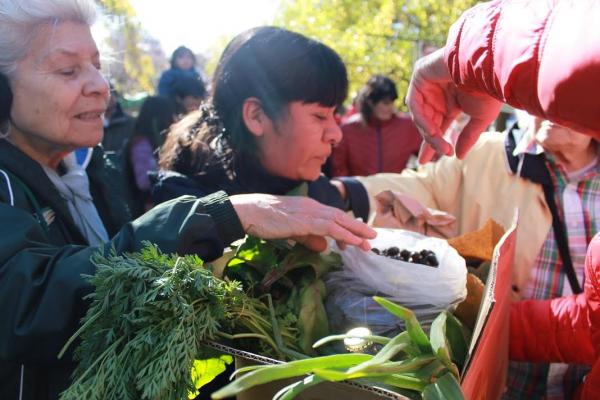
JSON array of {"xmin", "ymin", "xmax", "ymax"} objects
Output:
[{"xmin": 405, "ymin": 0, "xmax": 600, "ymax": 398}]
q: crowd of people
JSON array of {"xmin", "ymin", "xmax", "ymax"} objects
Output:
[{"xmin": 0, "ymin": 0, "xmax": 598, "ymax": 399}]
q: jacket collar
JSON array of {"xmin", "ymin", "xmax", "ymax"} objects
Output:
[
  {"xmin": 504, "ymin": 122, "xmax": 553, "ymax": 187},
  {"xmin": 0, "ymin": 140, "xmax": 128, "ymax": 241},
  {"xmin": 0, "ymin": 139, "xmax": 87, "ymax": 242}
]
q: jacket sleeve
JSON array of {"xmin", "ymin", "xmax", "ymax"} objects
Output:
[
  {"xmin": 356, "ymin": 149, "xmax": 465, "ymax": 221},
  {"xmin": 445, "ymin": 0, "xmax": 600, "ymax": 136},
  {"xmin": 157, "ymin": 69, "xmax": 176, "ymax": 98},
  {"xmin": 0, "ymin": 192, "xmax": 244, "ymax": 365},
  {"xmin": 509, "ymin": 294, "xmax": 595, "ymax": 365},
  {"xmin": 130, "ymin": 136, "xmax": 157, "ymax": 192},
  {"xmin": 510, "ymin": 233, "xmax": 600, "ymax": 397}
]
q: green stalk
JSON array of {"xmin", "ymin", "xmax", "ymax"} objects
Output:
[
  {"xmin": 273, "ymin": 375, "xmax": 326, "ymax": 400},
  {"xmin": 312, "ymin": 333, "xmax": 391, "ymax": 349},
  {"xmin": 373, "ymin": 297, "xmax": 432, "ymax": 354},
  {"xmin": 211, "ymin": 353, "xmax": 372, "ymax": 399}
]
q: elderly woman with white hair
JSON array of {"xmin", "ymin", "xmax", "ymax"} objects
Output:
[{"xmin": 0, "ymin": 1, "xmax": 375, "ymax": 398}]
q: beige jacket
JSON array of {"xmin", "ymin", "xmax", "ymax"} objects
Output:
[{"xmin": 356, "ymin": 132, "xmax": 551, "ymax": 296}]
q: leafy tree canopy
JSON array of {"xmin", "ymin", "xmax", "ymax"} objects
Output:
[{"xmin": 276, "ymin": 0, "xmax": 479, "ymax": 108}]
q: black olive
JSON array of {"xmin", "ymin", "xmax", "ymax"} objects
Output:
[
  {"xmin": 426, "ymin": 254, "xmax": 439, "ymax": 267},
  {"xmin": 371, "ymin": 248, "xmax": 381, "ymax": 255},
  {"xmin": 386, "ymin": 246, "xmax": 400, "ymax": 256},
  {"xmin": 400, "ymin": 249, "xmax": 411, "ymax": 259}
]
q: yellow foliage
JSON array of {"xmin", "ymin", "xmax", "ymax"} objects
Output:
[{"xmin": 276, "ymin": 0, "xmax": 480, "ymax": 108}]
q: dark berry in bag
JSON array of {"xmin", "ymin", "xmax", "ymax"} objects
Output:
[
  {"xmin": 386, "ymin": 246, "xmax": 400, "ymax": 257},
  {"xmin": 371, "ymin": 247, "xmax": 439, "ymax": 267}
]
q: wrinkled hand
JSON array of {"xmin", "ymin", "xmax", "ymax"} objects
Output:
[
  {"xmin": 406, "ymin": 48, "xmax": 503, "ymax": 163},
  {"xmin": 230, "ymin": 193, "xmax": 376, "ymax": 252}
]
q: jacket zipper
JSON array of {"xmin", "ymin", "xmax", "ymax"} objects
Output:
[
  {"xmin": 19, "ymin": 364, "xmax": 24, "ymax": 400},
  {"xmin": 376, "ymin": 126, "xmax": 383, "ymax": 172}
]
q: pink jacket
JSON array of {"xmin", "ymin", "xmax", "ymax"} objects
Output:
[
  {"xmin": 444, "ymin": 0, "xmax": 600, "ymax": 397},
  {"xmin": 445, "ymin": 0, "xmax": 600, "ymax": 137}
]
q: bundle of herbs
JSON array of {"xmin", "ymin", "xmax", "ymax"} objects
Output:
[{"xmin": 59, "ymin": 243, "xmax": 296, "ymax": 400}]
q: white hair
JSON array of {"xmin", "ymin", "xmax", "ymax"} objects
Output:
[{"xmin": 0, "ymin": 0, "xmax": 98, "ymax": 76}]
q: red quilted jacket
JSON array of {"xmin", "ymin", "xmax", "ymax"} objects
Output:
[
  {"xmin": 444, "ymin": 0, "xmax": 600, "ymax": 397},
  {"xmin": 445, "ymin": 0, "xmax": 600, "ymax": 137},
  {"xmin": 330, "ymin": 114, "xmax": 422, "ymax": 177},
  {"xmin": 510, "ymin": 234, "xmax": 600, "ymax": 398}
]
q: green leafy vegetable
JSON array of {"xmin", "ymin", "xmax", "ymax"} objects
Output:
[{"xmin": 60, "ymin": 243, "xmax": 290, "ymax": 400}]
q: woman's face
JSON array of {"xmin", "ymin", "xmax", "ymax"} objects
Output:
[
  {"xmin": 372, "ymin": 98, "xmax": 396, "ymax": 121},
  {"xmin": 256, "ymin": 101, "xmax": 342, "ymax": 181},
  {"xmin": 175, "ymin": 52, "xmax": 194, "ymax": 70},
  {"xmin": 9, "ymin": 21, "xmax": 109, "ymax": 167}
]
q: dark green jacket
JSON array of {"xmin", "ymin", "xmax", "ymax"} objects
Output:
[{"xmin": 0, "ymin": 141, "xmax": 244, "ymax": 400}]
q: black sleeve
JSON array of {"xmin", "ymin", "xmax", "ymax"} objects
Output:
[
  {"xmin": 0, "ymin": 192, "xmax": 244, "ymax": 364},
  {"xmin": 307, "ymin": 176, "xmax": 370, "ymax": 222},
  {"xmin": 335, "ymin": 176, "xmax": 370, "ymax": 222}
]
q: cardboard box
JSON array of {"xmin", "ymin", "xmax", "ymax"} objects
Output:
[{"xmin": 206, "ymin": 221, "xmax": 517, "ymax": 399}]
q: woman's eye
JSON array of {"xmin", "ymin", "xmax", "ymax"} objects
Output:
[
  {"xmin": 314, "ymin": 114, "xmax": 327, "ymax": 121},
  {"xmin": 59, "ymin": 68, "xmax": 77, "ymax": 77}
]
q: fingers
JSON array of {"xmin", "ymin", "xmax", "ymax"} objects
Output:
[
  {"xmin": 454, "ymin": 118, "xmax": 487, "ymax": 159},
  {"xmin": 418, "ymin": 135, "xmax": 454, "ymax": 164},
  {"xmin": 331, "ymin": 210, "xmax": 376, "ymax": 240},
  {"xmin": 296, "ymin": 235, "xmax": 328, "ymax": 253},
  {"xmin": 418, "ymin": 141, "xmax": 437, "ymax": 164}
]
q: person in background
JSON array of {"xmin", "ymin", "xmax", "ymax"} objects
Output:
[
  {"xmin": 101, "ymin": 83, "xmax": 134, "ymax": 154},
  {"xmin": 171, "ymin": 74, "xmax": 207, "ymax": 115},
  {"xmin": 405, "ymin": 1, "xmax": 600, "ymax": 398},
  {"xmin": 0, "ymin": 2, "xmax": 376, "ymax": 398},
  {"xmin": 357, "ymin": 114, "xmax": 598, "ymax": 398},
  {"xmin": 157, "ymin": 45, "xmax": 201, "ymax": 99},
  {"xmin": 153, "ymin": 26, "xmax": 371, "ymax": 222},
  {"xmin": 126, "ymin": 96, "xmax": 177, "ymax": 216},
  {"xmin": 330, "ymin": 75, "xmax": 422, "ymax": 177}
]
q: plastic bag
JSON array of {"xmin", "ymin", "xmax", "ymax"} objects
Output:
[
  {"xmin": 332, "ymin": 228, "xmax": 467, "ymax": 309},
  {"xmin": 325, "ymin": 228, "xmax": 467, "ymax": 336},
  {"xmin": 325, "ymin": 270, "xmax": 441, "ymax": 336}
]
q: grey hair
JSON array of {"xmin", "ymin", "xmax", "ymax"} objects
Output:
[{"xmin": 0, "ymin": 0, "xmax": 98, "ymax": 76}]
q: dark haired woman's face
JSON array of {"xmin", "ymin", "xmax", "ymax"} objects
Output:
[
  {"xmin": 256, "ymin": 101, "xmax": 342, "ymax": 181},
  {"xmin": 175, "ymin": 53, "xmax": 194, "ymax": 70},
  {"xmin": 373, "ymin": 98, "xmax": 396, "ymax": 121}
]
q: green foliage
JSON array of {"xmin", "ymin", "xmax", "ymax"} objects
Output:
[
  {"xmin": 99, "ymin": 0, "xmax": 158, "ymax": 95},
  {"xmin": 60, "ymin": 244, "xmax": 256, "ymax": 400},
  {"xmin": 276, "ymin": 0, "xmax": 480, "ymax": 107},
  {"xmin": 212, "ymin": 296, "xmax": 468, "ymax": 400},
  {"xmin": 189, "ymin": 355, "xmax": 234, "ymax": 399},
  {"xmin": 225, "ymin": 237, "xmax": 342, "ymax": 355}
]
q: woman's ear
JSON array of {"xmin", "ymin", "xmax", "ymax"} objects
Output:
[{"xmin": 242, "ymin": 97, "xmax": 269, "ymax": 137}]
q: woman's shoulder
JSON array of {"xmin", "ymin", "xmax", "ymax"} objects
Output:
[{"xmin": 150, "ymin": 169, "xmax": 225, "ymax": 205}]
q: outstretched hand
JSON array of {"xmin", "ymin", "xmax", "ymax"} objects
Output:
[
  {"xmin": 230, "ymin": 193, "xmax": 376, "ymax": 252},
  {"xmin": 406, "ymin": 48, "xmax": 503, "ymax": 163}
]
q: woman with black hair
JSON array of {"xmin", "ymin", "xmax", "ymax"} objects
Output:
[
  {"xmin": 157, "ymin": 45, "xmax": 201, "ymax": 99},
  {"xmin": 330, "ymin": 75, "xmax": 422, "ymax": 177},
  {"xmin": 153, "ymin": 26, "xmax": 370, "ymax": 221}
]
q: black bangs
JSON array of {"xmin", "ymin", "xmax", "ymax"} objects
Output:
[
  {"xmin": 276, "ymin": 36, "xmax": 349, "ymax": 107},
  {"xmin": 210, "ymin": 27, "xmax": 349, "ymax": 156}
]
